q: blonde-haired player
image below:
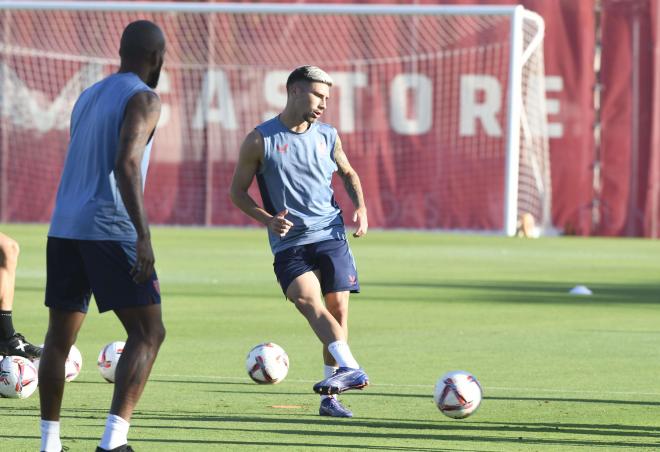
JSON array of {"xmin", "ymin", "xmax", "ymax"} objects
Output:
[{"xmin": 231, "ymin": 66, "xmax": 369, "ymax": 417}]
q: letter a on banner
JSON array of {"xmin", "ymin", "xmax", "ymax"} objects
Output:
[{"xmin": 192, "ymin": 69, "xmax": 237, "ymax": 130}]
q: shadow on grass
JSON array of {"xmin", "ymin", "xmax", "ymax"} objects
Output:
[
  {"xmin": 152, "ymin": 385, "xmax": 660, "ymax": 409},
  {"xmin": 0, "ymin": 434, "xmax": 478, "ymax": 451},
  {"xmin": 485, "ymin": 395, "xmax": 660, "ymax": 407},
  {"xmin": 364, "ymin": 280, "xmax": 660, "ymax": 305},
  {"xmin": 46, "ymin": 423, "xmax": 660, "ymax": 449},
  {"xmin": 150, "ymin": 378, "xmax": 255, "ymax": 387},
  {"xmin": 4, "ymin": 406, "xmax": 660, "ymax": 445}
]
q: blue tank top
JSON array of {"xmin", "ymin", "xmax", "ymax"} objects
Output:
[
  {"xmin": 49, "ymin": 72, "xmax": 155, "ymax": 241},
  {"xmin": 256, "ymin": 116, "xmax": 346, "ymax": 254}
]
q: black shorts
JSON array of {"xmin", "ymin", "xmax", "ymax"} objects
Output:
[
  {"xmin": 273, "ymin": 239, "xmax": 360, "ymax": 295},
  {"xmin": 45, "ymin": 237, "xmax": 161, "ymax": 313}
]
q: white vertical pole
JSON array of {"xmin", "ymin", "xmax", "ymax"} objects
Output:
[
  {"xmin": 626, "ymin": 14, "xmax": 640, "ymax": 236},
  {"xmin": 503, "ymin": 5, "xmax": 524, "ymax": 236},
  {"xmin": 204, "ymin": 14, "xmax": 215, "ymax": 226}
]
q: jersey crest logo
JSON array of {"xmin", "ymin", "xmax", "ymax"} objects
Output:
[
  {"xmin": 317, "ymin": 139, "xmax": 327, "ymax": 154},
  {"xmin": 277, "ymin": 143, "xmax": 289, "ymax": 153}
]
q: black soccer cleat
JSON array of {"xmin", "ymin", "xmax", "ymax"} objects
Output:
[
  {"xmin": 0, "ymin": 332, "xmax": 42, "ymax": 359},
  {"xmin": 96, "ymin": 445, "xmax": 134, "ymax": 452}
]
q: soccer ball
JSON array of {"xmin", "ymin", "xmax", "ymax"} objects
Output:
[
  {"xmin": 434, "ymin": 370, "xmax": 483, "ymax": 419},
  {"xmin": 245, "ymin": 342, "xmax": 289, "ymax": 384},
  {"xmin": 0, "ymin": 355, "xmax": 39, "ymax": 398},
  {"xmin": 32, "ymin": 344, "xmax": 83, "ymax": 382},
  {"xmin": 97, "ymin": 341, "xmax": 125, "ymax": 383},
  {"xmin": 64, "ymin": 344, "xmax": 83, "ymax": 382}
]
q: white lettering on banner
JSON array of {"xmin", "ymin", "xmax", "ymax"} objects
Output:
[
  {"xmin": 545, "ymin": 76, "xmax": 563, "ymax": 138},
  {"xmin": 0, "ymin": 67, "xmax": 566, "ymax": 139},
  {"xmin": 263, "ymin": 70, "xmax": 288, "ymax": 121},
  {"xmin": 331, "ymin": 72, "xmax": 367, "ymax": 133},
  {"xmin": 389, "ymin": 73, "xmax": 432, "ymax": 135},
  {"xmin": 192, "ymin": 69, "xmax": 237, "ymax": 130},
  {"xmin": 156, "ymin": 70, "xmax": 170, "ymax": 128},
  {"xmin": 459, "ymin": 75, "xmax": 502, "ymax": 137},
  {"xmin": 0, "ymin": 62, "xmax": 103, "ymax": 132}
]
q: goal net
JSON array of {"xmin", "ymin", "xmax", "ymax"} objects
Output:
[{"xmin": 0, "ymin": 2, "xmax": 550, "ymax": 235}]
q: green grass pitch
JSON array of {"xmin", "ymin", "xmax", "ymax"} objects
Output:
[{"xmin": 1, "ymin": 224, "xmax": 660, "ymax": 451}]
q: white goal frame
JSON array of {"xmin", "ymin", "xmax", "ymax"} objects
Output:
[{"xmin": 0, "ymin": 2, "xmax": 547, "ymax": 236}]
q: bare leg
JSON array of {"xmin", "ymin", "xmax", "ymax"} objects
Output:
[
  {"xmin": 287, "ymin": 271, "xmax": 345, "ymax": 346},
  {"xmin": 0, "ymin": 232, "xmax": 19, "ymax": 311},
  {"xmin": 39, "ymin": 308, "xmax": 86, "ymax": 421},
  {"xmin": 322, "ymin": 290, "xmax": 350, "ymax": 366},
  {"xmin": 110, "ymin": 304, "xmax": 165, "ymax": 421}
]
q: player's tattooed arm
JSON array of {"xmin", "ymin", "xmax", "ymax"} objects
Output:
[{"xmin": 334, "ymin": 137, "xmax": 368, "ymax": 237}]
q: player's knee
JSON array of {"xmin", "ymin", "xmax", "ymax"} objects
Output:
[
  {"xmin": 131, "ymin": 322, "xmax": 165, "ymax": 349},
  {"xmin": 154, "ymin": 323, "xmax": 166, "ymax": 346},
  {"xmin": 292, "ymin": 295, "xmax": 321, "ymax": 314},
  {"xmin": 44, "ymin": 333, "xmax": 76, "ymax": 356},
  {"xmin": 0, "ymin": 236, "xmax": 19, "ymax": 268},
  {"xmin": 328, "ymin": 305, "xmax": 348, "ymax": 324}
]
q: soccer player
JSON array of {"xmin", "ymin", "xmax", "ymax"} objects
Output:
[
  {"xmin": 230, "ymin": 65, "xmax": 369, "ymax": 418},
  {"xmin": 0, "ymin": 232, "xmax": 42, "ymax": 359},
  {"xmin": 38, "ymin": 21, "xmax": 166, "ymax": 452}
]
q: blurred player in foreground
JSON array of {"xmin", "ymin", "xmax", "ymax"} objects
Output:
[{"xmin": 39, "ymin": 20, "xmax": 166, "ymax": 452}]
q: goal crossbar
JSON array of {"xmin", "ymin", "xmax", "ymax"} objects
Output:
[{"xmin": 0, "ymin": 2, "xmax": 525, "ymax": 16}]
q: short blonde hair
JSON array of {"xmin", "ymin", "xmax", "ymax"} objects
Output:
[{"xmin": 286, "ymin": 65, "xmax": 333, "ymax": 89}]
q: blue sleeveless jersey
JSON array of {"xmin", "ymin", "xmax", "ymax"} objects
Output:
[
  {"xmin": 256, "ymin": 116, "xmax": 346, "ymax": 254},
  {"xmin": 49, "ymin": 72, "xmax": 155, "ymax": 241}
]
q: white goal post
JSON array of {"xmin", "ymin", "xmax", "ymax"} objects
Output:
[{"xmin": 0, "ymin": 2, "xmax": 550, "ymax": 235}]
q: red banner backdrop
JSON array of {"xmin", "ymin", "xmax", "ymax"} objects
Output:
[
  {"xmin": 646, "ymin": 0, "xmax": 660, "ymax": 237},
  {"xmin": 599, "ymin": 0, "xmax": 657, "ymax": 236},
  {"xmin": 0, "ymin": 0, "xmax": 658, "ymax": 236}
]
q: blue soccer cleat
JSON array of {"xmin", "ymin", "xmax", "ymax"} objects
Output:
[
  {"xmin": 319, "ymin": 397, "xmax": 353, "ymax": 418},
  {"xmin": 313, "ymin": 367, "xmax": 369, "ymax": 395}
]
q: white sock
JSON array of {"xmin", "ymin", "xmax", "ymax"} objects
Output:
[
  {"xmin": 40, "ymin": 419, "xmax": 62, "ymax": 452},
  {"xmin": 327, "ymin": 341, "xmax": 359, "ymax": 369},
  {"xmin": 99, "ymin": 414, "xmax": 130, "ymax": 450},
  {"xmin": 321, "ymin": 365, "xmax": 339, "ymax": 401},
  {"xmin": 324, "ymin": 365, "xmax": 338, "ymax": 378}
]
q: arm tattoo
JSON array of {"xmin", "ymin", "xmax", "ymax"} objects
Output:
[{"xmin": 334, "ymin": 139, "xmax": 366, "ymax": 209}]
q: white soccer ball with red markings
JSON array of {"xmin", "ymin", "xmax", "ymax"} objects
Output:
[
  {"xmin": 434, "ymin": 370, "xmax": 483, "ymax": 419},
  {"xmin": 97, "ymin": 341, "xmax": 125, "ymax": 383},
  {"xmin": 32, "ymin": 343, "xmax": 83, "ymax": 382},
  {"xmin": 0, "ymin": 355, "xmax": 39, "ymax": 398},
  {"xmin": 245, "ymin": 342, "xmax": 289, "ymax": 384}
]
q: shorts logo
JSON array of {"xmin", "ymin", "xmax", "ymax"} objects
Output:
[
  {"xmin": 277, "ymin": 143, "xmax": 289, "ymax": 153},
  {"xmin": 348, "ymin": 275, "xmax": 357, "ymax": 285},
  {"xmin": 153, "ymin": 279, "xmax": 161, "ymax": 295}
]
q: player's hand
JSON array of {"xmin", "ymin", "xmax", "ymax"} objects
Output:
[
  {"xmin": 352, "ymin": 207, "xmax": 368, "ymax": 237},
  {"xmin": 131, "ymin": 235, "xmax": 155, "ymax": 284},
  {"xmin": 269, "ymin": 209, "xmax": 294, "ymax": 237}
]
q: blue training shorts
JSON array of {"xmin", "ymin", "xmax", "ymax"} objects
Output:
[
  {"xmin": 45, "ymin": 237, "xmax": 161, "ymax": 314},
  {"xmin": 273, "ymin": 238, "xmax": 360, "ymax": 295}
]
